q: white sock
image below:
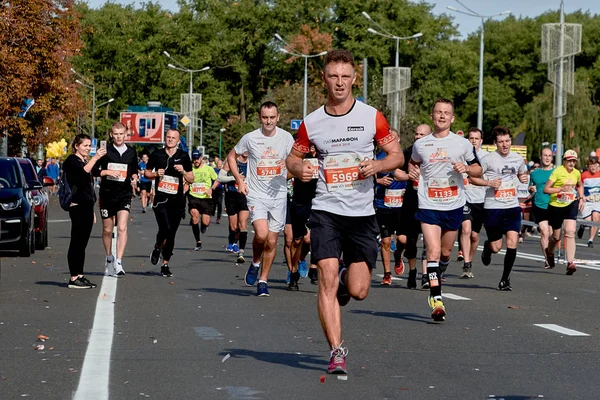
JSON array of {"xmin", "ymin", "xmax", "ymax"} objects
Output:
[
  {"xmin": 252, "ymin": 261, "xmax": 260, "ymax": 267},
  {"xmin": 107, "ymin": 255, "xmax": 114, "ymax": 262},
  {"xmin": 258, "ymin": 280, "xmax": 267, "ymax": 284},
  {"xmin": 116, "ymin": 258, "xmax": 122, "ymax": 265}
]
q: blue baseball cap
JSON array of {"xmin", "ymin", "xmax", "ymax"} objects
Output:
[{"xmin": 191, "ymin": 149, "xmax": 201, "ymax": 159}]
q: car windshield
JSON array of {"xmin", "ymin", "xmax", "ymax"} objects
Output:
[
  {"xmin": 0, "ymin": 162, "xmax": 22, "ymax": 189},
  {"xmin": 19, "ymin": 161, "xmax": 37, "ymax": 181}
]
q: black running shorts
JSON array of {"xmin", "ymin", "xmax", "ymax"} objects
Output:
[
  {"xmin": 463, "ymin": 202, "xmax": 485, "ymax": 234},
  {"xmin": 99, "ymin": 194, "xmax": 132, "ymax": 219},
  {"xmin": 375, "ymin": 208, "xmax": 403, "ymax": 238},
  {"xmin": 225, "ymin": 192, "xmax": 248, "ymax": 215},
  {"xmin": 188, "ymin": 196, "xmax": 214, "ymax": 216}
]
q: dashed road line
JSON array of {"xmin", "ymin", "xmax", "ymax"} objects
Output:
[
  {"xmin": 443, "ymin": 293, "xmax": 471, "ymax": 301},
  {"xmin": 374, "ymin": 274, "xmax": 403, "ymax": 281},
  {"xmin": 534, "ymin": 324, "xmax": 590, "ymax": 337}
]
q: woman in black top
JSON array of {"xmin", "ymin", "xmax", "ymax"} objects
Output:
[{"xmin": 63, "ymin": 134, "xmax": 106, "ymax": 289}]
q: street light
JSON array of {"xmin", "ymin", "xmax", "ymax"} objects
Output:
[
  {"xmin": 73, "ymin": 69, "xmax": 114, "ymax": 139},
  {"xmin": 447, "ymin": 2, "xmax": 510, "ymax": 130},
  {"xmin": 363, "ymin": 11, "xmax": 422, "ymax": 130},
  {"xmin": 219, "ymin": 128, "xmax": 226, "ymax": 160},
  {"xmin": 274, "ymin": 34, "xmax": 327, "ymax": 119},
  {"xmin": 163, "ymin": 51, "xmax": 210, "ymax": 155}
]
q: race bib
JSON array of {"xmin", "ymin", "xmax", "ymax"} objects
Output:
[
  {"xmin": 384, "ymin": 188, "xmax": 405, "ymax": 208},
  {"xmin": 323, "ymin": 155, "xmax": 368, "ymax": 192},
  {"xmin": 257, "ymin": 159, "xmax": 282, "ymax": 180},
  {"xmin": 495, "ymin": 179, "xmax": 517, "ymax": 201},
  {"xmin": 427, "ymin": 177, "xmax": 459, "ymax": 203},
  {"xmin": 157, "ymin": 175, "xmax": 179, "ymax": 195},
  {"xmin": 107, "ymin": 162, "xmax": 127, "ymax": 182},
  {"xmin": 308, "ymin": 158, "xmax": 319, "ymax": 179},
  {"xmin": 557, "ymin": 191, "xmax": 576, "ymax": 204},
  {"xmin": 190, "ymin": 183, "xmax": 208, "ymax": 196}
]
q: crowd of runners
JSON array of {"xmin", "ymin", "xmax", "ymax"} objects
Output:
[{"xmin": 62, "ymin": 49, "xmax": 600, "ymax": 376}]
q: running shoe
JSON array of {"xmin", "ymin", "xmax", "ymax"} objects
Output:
[
  {"xmin": 566, "ymin": 261, "xmax": 577, "ymax": 275},
  {"xmin": 245, "ymin": 263, "xmax": 260, "ymax": 286},
  {"xmin": 577, "ymin": 224, "xmax": 585, "ymax": 239},
  {"xmin": 381, "ymin": 273, "xmax": 392, "ymax": 286},
  {"xmin": 232, "ymin": 244, "xmax": 240, "ymax": 254},
  {"xmin": 194, "ymin": 241, "xmax": 202, "ymax": 251},
  {"xmin": 545, "ymin": 248, "xmax": 555, "ymax": 269},
  {"xmin": 257, "ymin": 282, "xmax": 270, "ymax": 297},
  {"xmin": 150, "ymin": 247, "xmax": 161, "ymax": 265},
  {"xmin": 114, "ymin": 261, "xmax": 126, "ymax": 276},
  {"xmin": 498, "ymin": 279, "xmax": 512, "ymax": 291},
  {"xmin": 105, "ymin": 257, "xmax": 116, "ymax": 276},
  {"xmin": 337, "ymin": 266, "xmax": 351, "ymax": 307},
  {"xmin": 201, "ymin": 224, "xmax": 207, "ymax": 234},
  {"xmin": 308, "ymin": 268, "xmax": 318, "ymax": 285},
  {"xmin": 394, "ymin": 258, "xmax": 405, "ymax": 276},
  {"xmin": 226, "ymin": 243, "xmax": 234, "ymax": 252},
  {"xmin": 79, "ymin": 276, "xmax": 97, "ymax": 288},
  {"xmin": 588, "ymin": 240, "xmax": 594, "ymax": 248},
  {"xmin": 327, "ymin": 344, "xmax": 348, "ymax": 374},
  {"xmin": 457, "ymin": 250, "xmax": 464, "ymax": 261},
  {"xmin": 428, "ymin": 296, "xmax": 446, "ymax": 321},
  {"xmin": 421, "ymin": 274, "xmax": 429, "ymax": 289},
  {"xmin": 288, "ymin": 272, "xmax": 300, "ymax": 291},
  {"xmin": 460, "ymin": 262, "xmax": 473, "ymax": 279},
  {"xmin": 298, "ymin": 260, "xmax": 308, "ymax": 278},
  {"xmin": 142, "ymin": 207, "xmax": 146, "ymax": 213},
  {"xmin": 236, "ymin": 251, "xmax": 246, "ymax": 264},
  {"xmin": 407, "ymin": 269, "xmax": 417, "ymax": 289},
  {"xmin": 68, "ymin": 277, "xmax": 93, "ymax": 289},
  {"xmin": 481, "ymin": 241, "xmax": 492, "ymax": 266},
  {"xmin": 216, "ymin": 218, "xmax": 220, "ymax": 224},
  {"xmin": 161, "ymin": 264, "xmax": 173, "ymax": 277}
]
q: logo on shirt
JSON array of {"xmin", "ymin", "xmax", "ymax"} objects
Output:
[
  {"xmin": 347, "ymin": 126, "xmax": 364, "ymax": 132},
  {"xmin": 429, "ymin": 148, "xmax": 450, "ymax": 163},
  {"xmin": 261, "ymin": 146, "xmax": 278, "ymax": 158},
  {"xmin": 323, "ymin": 137, "xmax": 359, "ymax": 145}
]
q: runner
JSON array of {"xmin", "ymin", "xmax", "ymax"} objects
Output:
[
  {"xmin": 95, "ymin": 122, "xmax": 139, "ymax": 276},
  {"xmin": 543, "ymin": 150, "xmax": 585, "ymax": 275},
  {"xmin": 286, "ymin": 49, "xmax": 403, "ymax": 374},
  {"xmin": 228, "ymin": 101, "xmax": 294, "ymax": 297},
  {"xmin": 529, "ymin": 147, "xmax": 555, "ymax": 268},
  {"xmin": 579, "ymin": 156, "xmax": 600, "ymax": 247},
  {"xmin": 459, "ymin": 128, "xmax": 488, "ymax": 279},
  {"xmin": 218, "ymin": 152, "xmax": 249, "ymax": 263},
  {"xmin": 517, "ymin": 167, "xmax": 534, "ymax": 243},
  {"xmin": 188, "ymin": 150, "xmax": 219, "ymax": 250},
  {"xmin": 409, "ymin": 98, "xmax": 481, "ymax": 321},
  {"xmin": 212, "ymin": 158, "xmax": 225, "ymax": 224},
  {"xmin": 398, "ymin": 124, "xmax": 430, "ymax": 289},
  {"xmin": 144, "ymin": 129, "xmax": 193, "ymax": 277},
  {"xmin": 138, "ymin": 153, "xmax": 152, "ymax": 213},
  {"xmin": 374, "ymin": 129, "xmax": 406, "ymax": 285},
  {"xmin": 470, "ymin": 126, "xmax": 528, "ymax": 290}
]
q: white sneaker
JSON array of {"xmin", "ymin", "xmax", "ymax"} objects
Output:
[
  {"xmin": 105, "ymin": 258, "xmax": 116, "ymax": 276},
  {"xmin": 114, "ymin": 261, "xmax": 126, "ymax": 276}
]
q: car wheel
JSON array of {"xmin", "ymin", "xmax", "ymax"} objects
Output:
[
  {"xmin": 30, "ymin": 229, "xmax": 36, "ymax": 254},
  {"xmin": 19, "ymin": 227, "xmax": 32, "ymax": 257}
]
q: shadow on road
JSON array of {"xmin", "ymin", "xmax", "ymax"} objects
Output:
[
  {"xmin": 219, "ymin": 348, "xmax": 327, "ymax": 371},
  {"xmin": 192, "ymin": 287, "xmax": 254, "ymax": 297},
  {"xmin": 350, "ymin": 309, "xmax": 437, "ymax": 324},
  {"xmin": 35, "ymin": 280, "xmax": 66, "ymax": 287}
]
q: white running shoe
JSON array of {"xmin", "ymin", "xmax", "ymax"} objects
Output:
[
  {"xmin": 105, "ymin": 258, "xmax": 116, "ymax": 276},
  {"xmin": 114, "ymin": 261, "xmax": 126, "ymax": 276}
]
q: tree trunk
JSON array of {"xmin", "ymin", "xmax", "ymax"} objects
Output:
[{"xmin": 239, "ymin": 83, "xmax": 246, "ymax": 124}]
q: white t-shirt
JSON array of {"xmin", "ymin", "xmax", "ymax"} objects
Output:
[
  {"xmin": 464, "ymin": 148, "xmax": 489, "ymax": 204},
  {"xmin": 293, "ymin": 101, "xmax": 394, "ymax": 217},
  {"xmin": 481, "ymin": 151, "xmax": 527, "ymax": 209},
  {"xmin": 234, "ymin": 127, "xmax": 294, "ymax": 200},
  {"xmin": 411, "ymin": 132, "xmax": 476, "ymax": 211}
]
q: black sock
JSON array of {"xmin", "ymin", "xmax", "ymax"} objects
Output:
[
  {"xmin": 239, "ymin": 231, "xmax": 248, "ymax": 250},
  {"xmin": 439, "ymin": 259, "xmax": 450, "ymax": 274},
  {"xmin": 228, "ymin": 228, "xmax": 236, "ymax": 245},
  {"xmin": 201, "ymin": 223, "xmax": 208, "ymax": 234},
  {"xmin": 192, "ymin": 223, "xmax": 200, "ymax": 242},
  {"xmin": 426, "ymin": 261, "xmax": 442, "ymax": 297},
  {"xmin": 409, "ymin": 268, "xmax": 417, "ymax": 278},
  {"xmin": 502, "ymin": 248, "xmax": 517, "ymax": 281}
]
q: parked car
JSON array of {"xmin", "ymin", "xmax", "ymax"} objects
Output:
[
  {"xmin": 0, "ymin": 157, "xmax": 38, "ymax": 256},
  {"xmin": 16, "ymin": 158, "xmax": 54, "ymax": 249}
]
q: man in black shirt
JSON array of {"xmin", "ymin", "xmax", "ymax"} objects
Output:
[
  {"xmin": 145, "ymin": 129, "xmax": 193, "ymax": 277},
  {"xmin": 95, "ymin": 122, "xmax": 138, "ymax": 276}
]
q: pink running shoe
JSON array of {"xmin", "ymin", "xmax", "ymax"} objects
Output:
[{"xmin": 327, "ymin": 344, "xmax": 348, "ymax": 374}]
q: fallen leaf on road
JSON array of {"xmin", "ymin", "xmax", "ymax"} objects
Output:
[
  {"xmin": 102, "ymin": 293, "xmax": 107, "ymax": 299},
  {"xmin": 31, "ymin": 261, "xmax": 36, "ymax": 264},
  {"xmin": 49, "ymin": 347, "xmax": 54, "ymax": 351},
  {"xmin": 320, "ymin": 375, "xmax": 325, "ymax": 383},
  {"xmin": 169, "ymin": 281, "xmax": 175, "ymax": 285},
  {"xmin": 37, "ymin": 334, "xmax": 49, "ymax": 341},
  {"xmin": 34, "ymin": 344, "xmax": 45, "ymax": 351},
  {"xmin": 508, "ymin": 306, "xmax": 519, "ymax": 309}
]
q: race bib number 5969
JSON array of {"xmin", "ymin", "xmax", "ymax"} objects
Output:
[{"xmin": 323, "ymin": 155, "xmax": 367, "ymax": 192}]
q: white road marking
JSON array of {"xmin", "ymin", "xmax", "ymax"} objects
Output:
[
  {"xmin": 73, "ymin": 227, "xmax": 117, "ymax": 400},
  {"xmin": 374, "ymin": 274, "xmax": 403, "ymax": 281},
  {"xmin": 48, "ymin": 219, "xmax": 70, "ymax": 223},
  {"xmin": 534, "ymin": 324, "xmax": 590, "ymax": 336},
  {"xmin": 443, "ymin": 293, "xmax": 471, "ymax": 301}
]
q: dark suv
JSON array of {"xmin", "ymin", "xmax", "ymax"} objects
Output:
[
  {"xmin": 16, "ymin": 158, "xmax": 54, "ymax": 249},
  {"xmin": 0, "ymin": 157, "xmax": 39, "ymax": 256}
]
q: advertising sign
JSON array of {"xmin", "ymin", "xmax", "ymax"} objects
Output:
[{"xmin": 121, "ymin": 112, "xmax": 166, "ymax": 143}]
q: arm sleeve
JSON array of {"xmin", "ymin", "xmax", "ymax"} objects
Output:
[
  {"xmin": 292, "ymin": 122, "xmax": 310, "ymax": 154},
  {"xmin": 374, "ymin": 111, "xmax": 394, "ymax": 147},
  {"xmin": 234, "ymin": 134, "xmax": 249, "ymax": 156}
]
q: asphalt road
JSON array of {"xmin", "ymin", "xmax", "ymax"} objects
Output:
[{"xmin": 1, "ymin": 196, "xmax": 600, "ymax": 400}]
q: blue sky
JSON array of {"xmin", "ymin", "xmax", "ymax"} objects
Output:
[{"xmin": 85, "ymin": 0, "xmax": 599, "ymax": 37}]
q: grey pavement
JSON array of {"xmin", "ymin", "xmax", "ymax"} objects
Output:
[{"xmin": 1, "ymin": 197, "xmax": 600, "ymax": 399}]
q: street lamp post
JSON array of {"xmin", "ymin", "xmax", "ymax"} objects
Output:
[
  {"xmin": 447, "ymin": 2, "xmax": 510, "ymax": 130},
  {"xmin": 274, "ymin": 34, "xmax": 327, "ymax": 119},
  {"xmin": 219, "ymin": 128, "xmax": 226, "ymax": 160},
  {"xmin": 163, "ymin": 51, "xmax": 210, "ymax": 154},
  {"xmin": 73, "ymin": 68, "xmax": 114, "ymax": 139},
  {"xmin": 362, "ymin": 11, "xmax": 422, "ymax": 131}
]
